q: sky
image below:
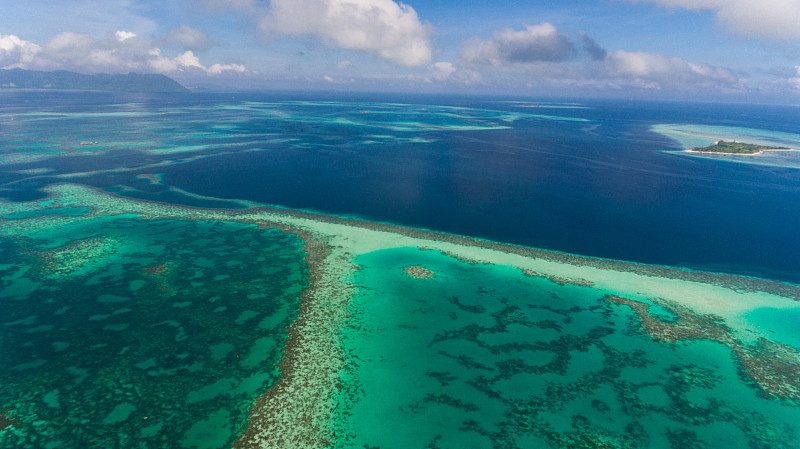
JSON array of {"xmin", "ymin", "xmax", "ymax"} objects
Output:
[{"xmin": 2, "ymin": 0, "xmax": 800, "ymax": 101}]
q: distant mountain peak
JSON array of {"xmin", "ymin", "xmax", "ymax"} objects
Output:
[{"xmin": 0, "ymin": 69, "xmax": 190, "ymax": 93}]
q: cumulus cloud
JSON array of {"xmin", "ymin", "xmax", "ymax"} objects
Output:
[
  {"xmin": 207, "ymin": 62, "xmax": 248, "ymax": 74},
  {"xmin": 190, "ymin": 0, "xmax": 433, "ymax": 66},
  {"xmin": 0, "ymin": 32, "xmax": 248, "ymax": 77},
  {"xmin": 115, "ymin": 31, "xmax": 137, "ymax": 42},
  {"xmin": 626, "ymin": 0, "xmax": 800, "ymax": 40},
  {"xmin": 0, "ymin": 34, "xmax": 41, "ymax": 69},
  {"xmin": 37, "ymin": 32, "xmax": 148, "ymax": 73},
  {"xmin": 165, "ymin": 25, "xmax": 213, "ymax": 51},
  {"xmin": 260, "ymin": 0, "xmax": 433, "ymax": 66},
  {"xmin": 149, "ymin": 49, "xmax": 204, "ymax": 72},
  {"xmin": 430, "ymin": 61, "xmax": 456, "ymax": 80},
  {"xmin": 454, "ymin": 22, "xmax": 740, "ymax": 92},
  {"xmin": 460, "ymin": 23, "xmax": 575, "ymax": 66}
]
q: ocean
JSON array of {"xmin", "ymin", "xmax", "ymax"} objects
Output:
[
  {"xmin": 1, "ymin": 90, "xmax": 799, "ymax": 448},
  {"xmin": 3, "ymin": 91, "xmax": 799, "ymax": 282}
]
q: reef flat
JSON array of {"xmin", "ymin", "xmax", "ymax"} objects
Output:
[
  {"xmin": 1, "ymin": 184, "xmax": 799, "ymax": 448},
  {"xmin": 0, "ymin": 187, "xmax": 309, "ymax": 448},
  {"xmin": 651, "ymin": 123, "xmax": 800, "ymax": 168},
  {"xmin": 690, "ymin": 140, "xmax": 792, "ymax": 155}
]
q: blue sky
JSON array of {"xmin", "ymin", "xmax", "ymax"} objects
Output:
[{"xmin": 2, "ymin": 0, "xmax": 800, "ymax": 100}]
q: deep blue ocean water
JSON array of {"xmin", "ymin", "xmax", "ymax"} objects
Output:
[{"xmin": 2, "ymin": 90, "xmax": 800, "ymax": 283}]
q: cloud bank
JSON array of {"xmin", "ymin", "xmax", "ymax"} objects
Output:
[
  {"xmin": 264, "ymin": 0, "xmax": 433, "ymax": 66},
  {"xmin": 626, "ymin": 0, "xmax": 800, "ymax": 40},
  {"xmin": 0, "ymin": 35, "xmax": 41, "ymax": 69},
  {"xmin": 455, "ymin": 23, "xmax": 740, "ymax": 92},
  {"xmin": 0, "ymin": 32, "xmax": 248, "ymax": 77},
  {"xmin": 604, "ymin": 50, "xmax": 738, "ymax": 89},
  {"xmin": 196, "ymin": 0, "xmax": 433, "ymax": 66},
  {"xmin": 460, "ymin": 23, "xmax": 574, "ymax": 66}
]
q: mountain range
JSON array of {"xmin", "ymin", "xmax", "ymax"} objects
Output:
[{"xmin": 0, "ymin": 69, "xmax": 190, "ymax": 93}]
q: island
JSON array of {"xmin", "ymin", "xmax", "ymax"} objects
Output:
[
  {"xmin": 690, "ymin": 140, "xmax": 791, "ymax": 155},
  {"xmin": 0, "ymin": 69, "xmax": 190, "ymax": 93}
]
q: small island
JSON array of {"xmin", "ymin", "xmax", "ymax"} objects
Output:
[{"xmin": 690, "ymin": 140, "xmax": 791, "ymax": 155}]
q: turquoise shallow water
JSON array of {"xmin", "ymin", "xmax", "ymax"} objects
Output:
[
  {"xmin": 332, "ymin": 247, "xmax": 800, "ymax": 449},
  {"xmin": 0, "ymin": 215, "xmax": 307, "ymax": 448},
  {"xmin": 744, "ymin": 307, "xmax": 800, "ymax": 349}
]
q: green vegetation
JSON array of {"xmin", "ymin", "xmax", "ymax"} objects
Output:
[
  {"xmin": 0, "ymin": 69, "xmax": 190, "ymax": 93},
  {"xmin": 691, "ymin": 140, "xmax": 789, "ymax": 154}
]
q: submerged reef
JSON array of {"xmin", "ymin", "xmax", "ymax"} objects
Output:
[
  {"xmin": 520, "ymin": 267, "xmax": 595, "ymax": 287},
  {"xmin": 28, "ymin": 237, "xmax": 118, "ymax": 278},
  {"xmin": 1, "ymin": 184, "xmax": 800, "ymax": 449},
  {"xmin": 0, "ymin": 409, "xmax": 18, "ymax": 431},
  {"xmin": 604, "ymin": 295, "xmax": 729, "ymax": 343},
  {"xmin": 404, "ymin": 265, "xmax": 435, "ymax": 279},
  {"xmin": 606, "ymin": 295, "xmax": 800, "ymax": 402}
]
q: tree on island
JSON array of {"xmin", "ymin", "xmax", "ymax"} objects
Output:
[{"xmin": 690, "ymin": 140, "xmax": 789, "ymax": 155}]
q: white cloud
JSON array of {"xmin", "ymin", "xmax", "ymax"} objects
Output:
[
  {"xmin": 35, "ymin": 32, "xmax": 172, "ymax": 73},
  {"xmin": 454, "ymin": 22, "xmax": 741, "ymax": 92},
  {"xmin": 431, "ymin": 61, "xmax": 456, "ymax": 80},
  {"xmin": 115, "ymin": 31, "xmax": 137, "ymax": 42},
  {"xmin": 149, "ymin": 50, "xmax": 247, "ymax": 75},
  {"xmin": 0, "ymin": 34, "xmax": 42, "ymax": 69},
  {"xmin": 791, "ymin": 66, "xmax": 800, "ymax": 90},
  {"xmin": 460, "ymin": 23, "xmax": 575, "ymax": 66},
  {"xmin": 605, "ymin": 50, "xmax": 738, "ymax": 88},
  {"xmin": 259, "ymin": 0, "xmax": 433, "ymax": 66},
  {"xmin": 44, "ymin": 32, "xmax": 96, "ymax": 55},
  {"xmin": 149, "ymin": 50, "xmax": 206, "ymax": 72},
  {"xmin": 145, "ymin": 49, "xmax": 250, "ymax": 75},
  {"xmin": 626, "ymin": 0, "xmax": 800, "ymax": 40},
  {"xmin": 337, "ymin": 60, "xmax": 353, "ymax": 70},
  {"xmin": 190, "ymin": 0, "xmax": 434, "ymax": 66},
  {"xmin": 0, "ymin": 32, "xmax": 249, "ymax": 77},
  {"xmin": 207, "ymin": 62, "xmax": 248, "ymax": 74}
]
